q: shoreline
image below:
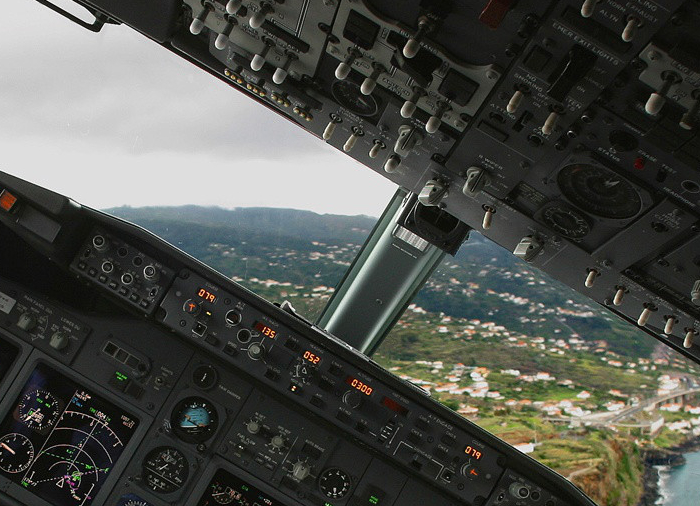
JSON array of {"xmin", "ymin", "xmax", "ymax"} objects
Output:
[{"xmin": 638, "ymin": 437, "xmax": 700, "ymax": 506}]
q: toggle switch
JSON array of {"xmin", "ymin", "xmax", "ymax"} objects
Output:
[
  {"xmin": 692, "ymin": 280, "xmax": 700, "ymax": 305},
  {"xmin": 344, "ymin": 127, "xmax": 364, "ymax": 153},
  {"xmin": 684, "ymin": 329, "xmax": 696, "ymax": 348},
  {"xmin": 584, "ymin": 269, "xmax": 598, "ymax": 288},
  {"xmin": 613, "ymin": 286, "xmax": 626, "ymax": 306},
  {"xmin": 401, "ymin": 88, "xmax": 426, "ymax": 118},
  {"xmin": 513, "ymin": 236, "xmax": 543, "ymax": 262},
  {"xmin": 580, "ymin": 0, "xmax": 599, "ymax": 17},
  {"xmin": 384, "ymin": 155, "xmax": 401, "ymax": 173},
  {"xmin": 637, "ymin": 304, "xmax": 655, "ymax": 327},
  {"xmin": 664, "ymin": 316, "xmax": 676, "ymax": 335},
  {"xmin": 482, "ymin": 206, "xmax": 495, "ymax": 230},
  {"xmin": 361, "ymin": 64, "xmax": 385, "ymax": 96},
  {"xmin": 404, "ymin": 16, "xmax": 433, "ymax": 59},
  {"xmin": 215, "ymin": 18, "xmax": 237, "ymax": 50},
  {"xmin": 621, "ymin": 16, "xmax": 640, "ymax": 43},
  {"xmin": 542, "ymin": 110, "xmax": 559, "ymax": 136},
  {"xmin": 680, "ymin": 91, "xmax": 700, "ymax": 130},
  {"xmin": 645, "ymin": 71, "xmax": 681, "ymax": 115},
  {"xmin": 323, "ymin": 115, "xmax": 341, "ymax": 141},
  {"xmin": 335, "ymin": 48, "xmax": 361, "ymax": 80},
  {"xmin": 250, "ymin": 2, "xmax": 274, "ymax": 29},
  {"xmin": 190, "ymin": 6, "xmax": 212, "ymax": 35},
  {"xmin": 507, "ymin": 89, "xmax": 524, "ymax": 114},
  {"xmin": 426, "ymin": 102, "xmax": 450, "ymax": 134},
  {"xmin": 226, "ymin": 0, "xmax": 242, "ymax": 15},
  {"xmin": 251, "ymin": 39, "xmax": 275, "ymax": 71},
  {"xmin": 273, "ymin": 53, "xmax": 297, "ymax": 84},
  {"xmin": 369, "ymin": 140, "xmax": 386, "ymax": 158}
]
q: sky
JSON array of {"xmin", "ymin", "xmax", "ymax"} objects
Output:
[{"xmin": 0, "ymin": 0, "xmax": 396, "ymax": 216}]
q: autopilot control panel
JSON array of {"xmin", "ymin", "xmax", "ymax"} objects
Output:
[{"xmin": 0, "ymin": 172, "xmax": 596, "ymax": 506}]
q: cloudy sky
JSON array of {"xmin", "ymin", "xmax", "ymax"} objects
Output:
[{"xmin": 0, "ymin": 0, "xmax": 395, "ymax": 216}]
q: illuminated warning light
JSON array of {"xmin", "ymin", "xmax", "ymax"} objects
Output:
[
  {"xmin": 0, "ymin": 189, "xmax": 18, "ymax": 212},
  {"xmin": 633, "ymin": 157, "xmax": 645, "ymax": 170}
]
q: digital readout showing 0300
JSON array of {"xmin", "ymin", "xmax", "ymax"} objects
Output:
[{"xmin": 345, "ymin": 376, "xmax": 373, "ymax": 396}]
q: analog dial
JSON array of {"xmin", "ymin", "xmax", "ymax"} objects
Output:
[
  {"xmin": 319, "ymin": 468, "xmax": 351, "ymax": 499},
  {"xmin": 290, "ymin": 358, "xmax": 316, "ymax": 385},
  {"xmin": 539, "ymin": 203, "xmax": 591, "ymax": 239},
  {"xmin": 142, "ymin": 447, "xmax": 189, "ymax": 494},
  {"xmin": 0, "ymin": 433, "xmax": 34, "ymax": 473},
  {"xmin": 171, "ymin": 397, "xmax": 219, "ymax": 444},
  {"xmin": 557, "ymin": 164, "xmax": 642, "ymax": 219},
  {"xmin": 18, "ymin": 389, "xmax": 60, "ymax": 430},
  {"xmin": 331, "ymin": 81, "xmax": 379, "ymax": 116}
]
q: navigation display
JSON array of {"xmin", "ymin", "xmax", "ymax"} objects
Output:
[
  {"xmin": 0, "ymin": 337, "xmax": 19, "ymax": 384},
  {"xmin": 198, "ymin": 468, "xmax": 289, "ymax": 506},
  {"xmin": 0, "ymin": 363, "xmax": 139, "ymax": 506}
]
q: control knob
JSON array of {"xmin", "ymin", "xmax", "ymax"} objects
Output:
[
  {"xmin": 248, "ymin": 342, "xmax": 266, "ymax": 360},
  {"xmin": 270, "ymin": 435, "xmax": 285, "ymax": 450},
  {"xmin": 342, "ymin": 390, "xmax": 363, "ymax": 409},
  {"xmin": 16, "ymin": 312, "xmax": 37, "ymax": 332},
  {"xmin": 49, "ymin": 331, "xmax": 69, "ymax": 351},
  {"xmin": 246, "ymin": 420, "xmax": 261, "ymax": 434},
  {"xmin": 292, "ymin": 460, "xmax": 311, "ymax": 480}
]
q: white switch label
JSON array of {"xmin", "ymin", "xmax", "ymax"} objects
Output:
[{"xmin": 0, "ymin": 291, "xmax": 16, "ymax": 314}]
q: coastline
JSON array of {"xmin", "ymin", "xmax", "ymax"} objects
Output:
[{"xmin": 638, "ymin": 437, "xmax": 700, "ymax": 506}]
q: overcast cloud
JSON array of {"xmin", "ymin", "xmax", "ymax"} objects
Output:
[{"xmin": 0, "ymin": 0, "xmax": 395, "ymax": 215}]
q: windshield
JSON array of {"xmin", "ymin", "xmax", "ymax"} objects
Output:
[{"xmin": 4, "ymin": 2, "xmax": 700, "ymax": 506}]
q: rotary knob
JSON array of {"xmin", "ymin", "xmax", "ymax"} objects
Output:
[
  {"xmin": 246, "ymin": 420, "xmax": 261, "ymax": 434},
  {"xmin": 292, "ymin": 460, "xmax": 311, "ymax": 480},
  {"xmin": 342, "ymin": 390, "xmax": 363, "ymax": 409},
  {"xmin": 16, "ymin": 313, "xmax": 37, "ymax": 332},
  {"xmin": 248, "ymin": 342, "xmax": 266, "ymax": 360},
  {"xmin": 49, "ymin": 331, "xmax": 69, "ymax": 351},
  {"xmin": 270, "ymin": 435, "xmax": 285, "ymax": 450}
]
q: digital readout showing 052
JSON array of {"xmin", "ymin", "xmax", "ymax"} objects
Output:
[
  {"xmin": 302, "ymin": 350, "xmax": 321, "ymax": 365},
  {"xmin": 345, "ymin": 375, "xmax": 373, "ymax": 396}
]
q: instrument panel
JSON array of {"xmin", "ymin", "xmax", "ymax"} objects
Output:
[{"xmin": 0, "ymin": 172, "xmax": 596, "ymax": 506}]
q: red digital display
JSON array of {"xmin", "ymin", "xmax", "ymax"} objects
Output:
[
  {"xmin": 381, "ymin": 396, "xmax": 410, "ymax": 416},
  {"xmin": 197, "ymin": 287, "xmax": 217, "ymax": 304},
  {"xmin": 254, "ymin": 321, "xmax": 277, "ymax": 339},
  {"xmin": 303, "ymin": 350, "xmax": 321, "ymax": 365},
  {"xmin": 464, "ymin": 445, "xmax": 483, "ymax": 460},
  {"xmin": 345, "ymin": 376, "xmax": 373, "ymax": 396}
]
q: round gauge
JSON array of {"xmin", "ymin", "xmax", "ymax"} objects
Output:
[
  {"xmin": 539, "ymin": 203, "xmax": 591, "ymax": 239},
  {"xmin": 331, "ymin": 81, "xmax": 379, "ymax": 117},
  {"xmin": 171, "ymin": 397, "xmax": 219, "ymax": 444},
  {"xmin": 290, "ymin": 358, "xmax": 316, "ymax": 385},
  {"xmin": 18, "ymin": 389, "xmax": 60, "ymax": 430},
  {"xmin": 116, "ymin": 494, "xmax": 153, "ymax": 506},
  {"xmin": 557, "ymin": 164, "xmax": 642, "ymax": 219},
  {"xmin": 210, "ymin": 481, "xmax": 249, "ymax": 505},
  {"xmin": 142, "ymin": 447, "xmax": 189, "ymax": 494},
  {"xmin": 0, "ymin": 433, "xmax": 34, "ymax": 473},
  {"xmin": 319, "ymin": 468, "xmax": 351, "ymax": 499}
]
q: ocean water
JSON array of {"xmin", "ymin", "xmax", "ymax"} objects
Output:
[{"xmin": 656, "ymin": 450, "xmax": 700, "ymax": 505}]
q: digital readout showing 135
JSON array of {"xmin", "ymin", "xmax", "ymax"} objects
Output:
[{"xmin": 254, "ymin": 321, "xmax": 277, "ymax": 339}]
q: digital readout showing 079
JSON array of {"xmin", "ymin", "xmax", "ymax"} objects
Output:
[
  {"xmin": 345, "ymin": 375, "xmax": 374, "ymax": 396},
  {"xmin": 197, "ymin": 287, "xmax": 217, "ymax": 304},
  {"xmin": 464, "ymin": 445, "xmax": 483, "ymax": 460}
]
